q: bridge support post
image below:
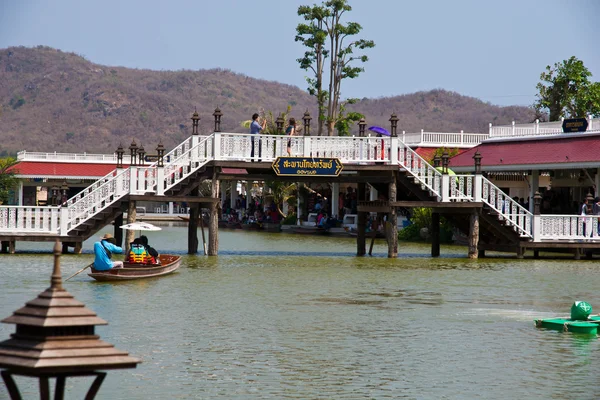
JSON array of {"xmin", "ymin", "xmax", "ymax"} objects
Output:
[
  {"xmin": 387, "ymin": 177, "xmax": 398, "ymax": 258},
  {"xmin": 468, "ymin": 210, "xmax": 479, "ymax": 259},
  {"xmin": 431, "ymin": 212, "xmax": 440, "ymax": 257},
  {"xmin": 208, "ymin": 171, "xmax": 220, "ymax": 256},
  {"xmin": 125, "ymin": 201, "xmax": 137, "ymax": 256},
  {"xmin": 1, "ymin": 241, "xmax": 15, "ymax": 254},
  {"xmin": 114, "ymin": 214, "xmax": 124, "ymax": 248},
  {"xmin": 516, "ymin": 246, "xmax": 524, "ymax": 259},
  {"xmin": 188, "ymin": 188, "xmax": 199, "ymax": 254},
  {"xmin": 357, "ymin": 182, "xmax": 366, "ymax": 256},
  {"xmin": 73, "ymin": 242, "xmax": 82, "ymax": 254}
]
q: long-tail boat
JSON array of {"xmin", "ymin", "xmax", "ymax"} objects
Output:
[{"xmin": 88, "ymin": 254, "xmax": 181, "ymax": 281}]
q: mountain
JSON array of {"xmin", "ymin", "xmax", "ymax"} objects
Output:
[{"xmin": 0, "ymin": 46, "xmax": 535, "ymax": 155}]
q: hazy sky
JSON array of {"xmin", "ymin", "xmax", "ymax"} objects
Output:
[{"xmin": 1, "ymin": 0, "xmax": 598, "ymax": 107}]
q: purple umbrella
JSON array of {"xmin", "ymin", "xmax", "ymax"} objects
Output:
[{"xmin": 368, "ymin": 126, "xmax": 390, "ymax": 136}]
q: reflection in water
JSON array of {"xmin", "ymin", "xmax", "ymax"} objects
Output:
[{"xmin": 1, "ymin": 226, "xmax": 600, "ymax": 399}]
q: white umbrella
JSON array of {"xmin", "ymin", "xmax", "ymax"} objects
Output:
[{"xmin": 119, "ymin": 222, "xmax": 162, "ymax": 231}]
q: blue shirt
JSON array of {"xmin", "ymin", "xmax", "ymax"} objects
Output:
[
  {"xmin": 250, "ymin": 120, "xmax": 263, "ymax": 135},
  {"xmin": 93, "ymin": 240, "xmax": 123, "ymax": 270}
]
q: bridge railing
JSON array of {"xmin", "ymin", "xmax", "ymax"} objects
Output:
[
  {"xmin": 0, "ymin": 206, "xmax": 60, "ymax": 234},
  {"xmin": 451, "ymin": 175, "xmax": 475, "ymax": 201},
  {"xmin": 401, "ymin": 131, "xmax": 488, "ymax": 147},
  {"xmin": 539, "ymin": 215, "xmax": 600, "ymax": 241},
  {"xmin": 215, "ymin": 133, "xmax": 391, "ymax": 162},
  {"xmin": 489, "ymin": 117, "xmax": 599, "ymax": 138}
]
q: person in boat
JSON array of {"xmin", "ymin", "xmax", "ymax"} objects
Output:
[
  {"xmin": 128, "ymin": 235, "xmax": 159, "ymax": 264},
  {"xmin": 93, "ymin": 233, "xmax": 124, "ymax": 270}
]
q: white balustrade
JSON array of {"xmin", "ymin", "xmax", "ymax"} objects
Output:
[
  {"xmin": 0, "ymin": 206, "xmax": 60, "ymax": 233},
  {"xmin": 450, "ymin": 175, "xmax": 475, "ymax": 201},
  {"xmin": 397, "ymin": 142, "xmax": 442, "ymax": 198},
  {"xmin": 489, "ymin": 117, "xmax": 600, "ymax": 139},
  {"xmin": 539, "ymin": 215, "xmax": 599, "ymax": 241}
]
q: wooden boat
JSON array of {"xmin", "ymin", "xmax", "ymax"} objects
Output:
[
  {"xmin": 262, "ymin": 222, "xmax": 282, "ymax": 232},
  {"xmin": 88, "ymin": 254, "xmax": 181, "ymax": 281},
  {"xmin": 241, "ymin": 221, "xmax": 263, "ymax": 231},
  {"xmin": 291, "ymin": 226, "xmax": 330, "ymax": 235}
]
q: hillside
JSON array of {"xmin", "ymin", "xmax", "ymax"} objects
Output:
[{"xmin": 0, "ymin": 46, "xmax": 536, "ymax": 155}]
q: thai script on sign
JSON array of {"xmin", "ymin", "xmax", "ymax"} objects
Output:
[{"xmin": 282, "ymin": 159, "xmax": 334, "ymax": 169}]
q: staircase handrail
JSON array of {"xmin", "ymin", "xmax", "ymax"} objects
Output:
[
  {"xmin": 481, "ymin": 176, "xmax": 533, "ymax": 237},
  {"xmin": 396, "ymin": 142, "xmax": 442, "ymax": 198},
  {"xmin": 63, "ymin": 167, "xmax": 131, "ymax": 232},
  {"xmin": 163, "ymin": 135, "xmax": 214, "ymax": 192}
]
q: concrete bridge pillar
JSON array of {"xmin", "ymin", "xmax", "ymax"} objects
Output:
[
  {"xmin": 357, "ymin": 182, "xmax": 367, "ymax": 256},
  {"xmin": 431, "ymin": 212, "xmax": 440, "ymax": 257},
  {"xmin": 208, "ymin": 171, "xmax": 220, "ymax": 256}
]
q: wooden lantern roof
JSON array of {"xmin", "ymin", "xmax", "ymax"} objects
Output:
[{"xmin": 0, "ymin": 241, "xmax": 140, "ymax": 374}]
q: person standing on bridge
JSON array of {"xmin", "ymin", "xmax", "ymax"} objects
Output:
[
  {"xmin": 285, "ymin": 117, "xmax": 297, "ymax": 156},
  {"xmin": 250, "ymin": 113, "xmax": 266, "ymax": 162},
  {"xmin": 93, "ymin": 233, "xmax": 124, "ymax": 270}
]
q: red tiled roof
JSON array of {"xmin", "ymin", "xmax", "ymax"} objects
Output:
[
  {"xmin": 11, "ymin": 162, "xmax": 117, "ymax": 179},
  {"xmin": 450, "ymin": 134, "xmax": 600, "ymax": 170}
]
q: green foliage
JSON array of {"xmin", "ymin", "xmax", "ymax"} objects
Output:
[
  {"xmin": 65, "ymin": 132, "xmax": 75, "ymax": 140},
  {"xmin": 335, "ymin": 98, "xmax": 363, "ymax": 136},
  {"xmin": 296, "ymin": 0, "xmax": 374, "ymax": 136},
  {"xmin": 0, "ymin": 158, "xmax": 20, "ymax": 204},
  {"xmin": 429, "ymin": 147, "xmax": 460, "ymax": 163},
  {"xmin": 9, "ymin": 95, "xmax": 26, "ymax": 109},
  {"xmin": 398, "ymin": 207, "xmax": 454, "ymax": 243},
  {"xmin": 264, "ymin": 179, "xmax": 297, "ymax": 218},
  {"xmin": 281, "ymin": 212, "xmax": 297, "ymax": 225},
  {"xmin": 535, "ymin": 56, "xmax": 600, "ymax": 121}
]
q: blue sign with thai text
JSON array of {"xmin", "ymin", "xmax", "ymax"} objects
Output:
[{"xmin": 272, "ymin": 157, "xmax": 343, "ymax": 177}]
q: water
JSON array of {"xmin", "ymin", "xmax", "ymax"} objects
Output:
[{"xmin": 1, "ymin": 226, "xmax": 600, "ymax": 399}]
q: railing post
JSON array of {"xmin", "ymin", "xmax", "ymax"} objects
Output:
[
  {"xmin": 535, "ymin": 119, "xmax": 539, "ymax": 134},
  {"xmin": 59, "ymin": 205, "xmax": 68, "ymax": 236},
  {"xmin": 420, "ymin": 129, "xmax": 424, "ymax": 145},
  {"xmin": 402, "ymin": 130, "xmax": 405, "ymax": 143},
  {"xmin": 129, "ymin": 166, "xmax": 138, "ymax": 195},
  {"xmin": 533, "ymin": 191, "xmax": 542, "ymax": 242},
  {"xmin": 511, "ymin": 121, "xmax": 515, "ymax": 136},
  {"xmin": 156, "ymin": 167, "xmax": 165, "ymax": 196},
  {"xmin": 473, "ymin": 151, "xmax": 482, "ymax": 202},
  {"xmin": 589, "ymin": 114, "xmax": 593, "ymax": 131},
  {"xmin": 213, "ymin": 132, "xmax": 222, "ymax": 160},
  {"xmin": 51, "ymin": 208, "xmax": 59, "ymax": 232},
  {"xmin": 460, "ymin": 130, "xmax": 464, "ymax": 145},
  {"xmin": 489, "ymin": 123, "xmax": 492, "ymax": 137},
  {"xmin": 441, "ymin": 151, "xmax": 450, "ymax": 201},
  {"xmin": 390, "ymin": 136, "xmax": 398, "ymax": 164},
  {"xmin": 303, "ymin": 136, "xmax": 312, "ymax": 157}
]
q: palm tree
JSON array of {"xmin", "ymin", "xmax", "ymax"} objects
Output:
[{"xmin": 264, "ymin": 180, "xmax": 297, "ymax": 219}]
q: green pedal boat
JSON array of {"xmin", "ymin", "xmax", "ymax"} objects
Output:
[{"xmin": 535, "ymin": 301, "xmax": 600, "ymax": 334}]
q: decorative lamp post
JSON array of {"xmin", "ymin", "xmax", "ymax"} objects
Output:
[
  {"xmin": 276, "ymin": 114, "xmax": 285, "ymax": 134},
  {"xmin": 0, "ymin": 241, "xmax": 140, "ymax": 400},
  {"xmin": 129, "ymin": 140, "xmax": 138, "ymax": 167},
  {"xmin": 191, "ymin": 108, "xmax": 200, "ymax": 135},
  {"xmin": 61, "ymin": 181, "xmax": 69, "ymax": 205},
  {"xmin": 137, "ymin": 143, "xmax": 146, "ymax": 166},
  {"xmin": 358, "ymin": 118, "xmax": 366, "ymax": 137},
  {"xmin": 473, "ymin": 151, "xmax": 482, "ymax": 174},
  {"xmin": 116, "ymin": 143, "xmax": 124, "ymax": 168},
  {"xmin": 302, "ymin": 110, "xmax": 312, "ymax": 136},
  {"xmin": 50, "ymin": 185, "xmax": 59, "ymax": 206},
  {"xmin": 213, "ymin": 107, "xmax": 223, "ymax": 132},
  {"xmin": 433, "ymin": 154, "xmax": 441, "ymax": 168},
  {"xmin": 533, "ymin": 191, "xmax": 542, "ymax": 215},
  {"xmin": 389, "ymin": 113, "xmax": 399, "ymax": 137},
  {"xmin": 587, "ymin": 192, "xmax": 594, "ymax": 214},
  {"xmin": 441, "ymin": 150, "xmax": 449, "ymax": 174},
  {"xmin": 156, "ymin": 141, "xmax": 165, "ymax": 167}
]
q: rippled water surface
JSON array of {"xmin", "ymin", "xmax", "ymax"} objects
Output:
[{"xmin": 1, "ymin": 226, "xmax": 600, "ymax": 399}]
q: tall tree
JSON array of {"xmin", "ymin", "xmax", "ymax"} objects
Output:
[
  {"xmin": 296, "ymin": 0, "xmax": 374, "ymax": 136},
  {"xmin": 535, "ymin": 56, "xmax": 600, "ymax": 121}
]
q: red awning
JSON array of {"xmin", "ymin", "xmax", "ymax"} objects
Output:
[{"xmin": 11, "ymin": 162, "xmax": 117, "ymax": 179}]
